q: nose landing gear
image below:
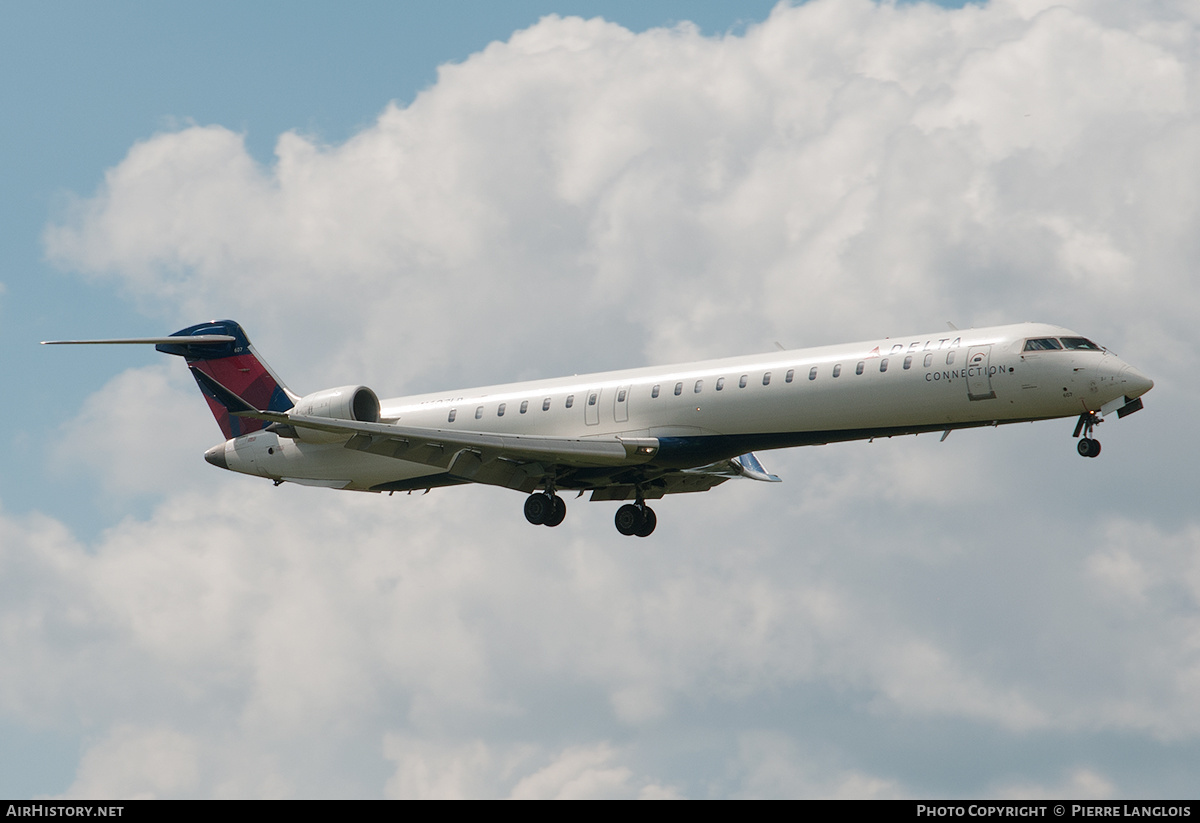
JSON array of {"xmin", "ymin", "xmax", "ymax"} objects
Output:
[{"xmin": 1073, "ymin": 410, "xmax": 1102, "ymax": 458}]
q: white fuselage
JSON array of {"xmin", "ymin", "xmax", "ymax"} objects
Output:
[{"xmin": 216, "ymin": 323, "xmax": 1153, "ymax": 491}]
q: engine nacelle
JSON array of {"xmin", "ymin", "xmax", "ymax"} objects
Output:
[{"xmin": 289, "ymin": 385, "xmax": 380, "ymax": 443}]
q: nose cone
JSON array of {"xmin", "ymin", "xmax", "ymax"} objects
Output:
[
  {"xmin": 204, "ymin": 443, "xmax": 228, "ymax": 470},
  {"xmin": 1120, "ymin": 366, "xmax": 1154, "ymax": 399}
]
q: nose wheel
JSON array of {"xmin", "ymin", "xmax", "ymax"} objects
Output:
[{"xmin": 1073, "ymin": 411, "xmax": 1102, "ymax": 458}]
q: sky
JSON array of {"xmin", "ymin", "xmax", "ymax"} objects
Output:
[{"xmin": 2, "ymin": 0, "xmax": 1199, "ymax": 799}]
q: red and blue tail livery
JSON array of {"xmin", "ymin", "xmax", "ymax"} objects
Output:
[{"xmin": 154, "ymin": 321, "xmax": 296, "ymax": 439}]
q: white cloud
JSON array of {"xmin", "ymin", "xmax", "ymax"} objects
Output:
[
  {"xmin": 5, "ymin": 476, "xmax": 1200, "ymax": 795},
  {"xmin": 729, "ymin": 730, "xmax": 906, "ymax": 799},
  {"xmin": 507, "ymin": 743, "xmax": 642, "ymax": 800},
  {"xmin": 25, "ymin": 0, "xmax": 1200, "ymax": 798},
  {"xmin": 382, "ymin": 737, "xmax": 515, "ymax": 799},
  {"xmin": 49, "ymin": 363, "xmax": 217, "ymax": 497},
  {"xmin": 58, "ymin": 725, "xmax": 201, "ymax": 800},
  {"xmin": 993, "ymin": 766, "xmax": 1117, "ymax": 800},
  {"xmin": 46, "ymin": 1, "xmax": 1200, "ymax": 378},
  {"xmin": 381, "ymin": 737, "xmax": 682, "ymax": 799}
]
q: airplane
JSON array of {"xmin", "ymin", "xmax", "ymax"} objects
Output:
[{"xmin": 44, "ymin": 320, "xmax": 1153, "ymax": 537}]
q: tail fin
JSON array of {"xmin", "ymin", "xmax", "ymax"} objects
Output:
[{"xmin": 156, "ymin": 321, "xmax": 295, "ymax": 439}]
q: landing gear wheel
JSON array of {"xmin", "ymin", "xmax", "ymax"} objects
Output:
[
  {"xmin": 544, "ymin": 495, "xmax": 567, "ymax": 527},
  {"xmin": 615, "ymin": 504, "xmax": 643, "ymax": 536},
  {"xmin": 1073, "ymin": 411, "xmax": 1103, "ymax": 458},
  {"xmin": 524, "ymin": 493, "xmax": 551, "ymax": 525},
  {"xmin": 634, "ymin": 506, "xmax": 656, "ymax": 537}
]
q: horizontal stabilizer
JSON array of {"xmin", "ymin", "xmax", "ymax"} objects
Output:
[{"xmin": 42, "ymin": 335, "xmax": 235, "ymax": 346}]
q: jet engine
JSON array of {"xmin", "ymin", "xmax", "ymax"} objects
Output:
[{"xmin": 287, "ymin": 385, "xmax": 380, "ymax": 443}]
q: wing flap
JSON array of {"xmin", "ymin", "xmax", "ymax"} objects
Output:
[{"xmin": 589, "ymin": 473, "xmax": 730, "ymax": 501}]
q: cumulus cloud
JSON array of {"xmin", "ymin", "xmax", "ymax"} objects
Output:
[
  {"xmin": 728, "ymin": 730, "xmax": 907, "ymax": 798},
  {"xmin": 380, "ymin": 738, "xmax": 683, "ymax": 799},
  {"xmin": 993, "ymin": 767, "xmax": 1118, "ymax": 800},
  {"xmin": 46, "ymin": 1, "xmax": 1200, "ymax": 381},
  {"xmin": 60, "ymin": 726, "xmax": 201, "ymax": 800},
  {"xmin": 23, "ymin": 0, "xmax": 1200, "ymax": 797},
  {"xmin": 49, "ymin": 363, "xmax": 217, "ymax": 497}
]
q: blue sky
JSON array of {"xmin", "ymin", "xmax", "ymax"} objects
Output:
[{"xmin": 3, "ymin": 0, "xmax": 1198, "ymax": 799}]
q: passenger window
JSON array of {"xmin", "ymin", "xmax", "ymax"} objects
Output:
[
  {"xmin": 651, "ymin": 384, "xmax": 660, "ymax": 398},
  {"xmin": 497, "ymin": 403, "xmax": 506, "ymax": 417},
  {"xmin": 903, "ymin": 355, "xmax": 912, "ymax": 370},
  {"xmin": 716, "ymin": 377, "xmax": 725, "ymax": 391},
  {"xmin": 880, "ymin": 358, "xmax": 889, "ymax": 372},
  {"xmin": 694, "ymin": 379, "xmax": 703, "ymax": 393},
  {"xmin": 565, "ymin": 395, "xmax": 574, "ymax": 409},
  {"xmin": 739, "ymin": 375, "xmax": 748, "ymax": 388},
  {"xmin": 674, "ymin": 382, "xmax": 683, "ymax": 396},
  {"xmin": 833, "ymin": 364, "xmax": 842, "ymax": 378},
  {"xmin": 946, "ymin": 351, "xmax": 956, "ymax": 365},
  {"xmin": 542, "ymin": 397, "xmax": 551, "ymax": 411},
  {"xmin": 785, "ymin": 369, "xmax": 794, "ymax": 383},
  {"xmin": 520, "ymin": 400, "xmax": 528, "ymax": 414},
  {"xmin": 448, "ymin": 408, "xmax": 457, "ymax": 423},
  {"xmin": 763, "ymin": 372, "xmax": 771, "ymax": 386},
  {"xmin": 617, "ymin": 389, "xmax": 626, "ymax": 402},
  {"xmin": 1024, "ymin": 337, "xmax": 1063, "ymax": 351},
  {"xmin": 475, "ymin": 406, "xmax": 483, "ymax": 420},
  {"xmin": 809, "ymin": 367, "xmax": 817, "ymax": 381},
  {"xmin": 923, "ymin": 353, "xmax": 933, "ymax": 367},
  {"xmin": 855, "ymin": 362, "xmax": 864, "ymax": 375},
  {"xmin": 588, "ymin": 393, "xmax": 597, "ymax": 406}
]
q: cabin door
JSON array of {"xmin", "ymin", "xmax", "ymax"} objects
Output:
[{"xmin": 966, "ymin": 345, "xmax": 996, "ymax": 401}]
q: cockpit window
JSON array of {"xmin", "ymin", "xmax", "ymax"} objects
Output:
[
  {"xmin": 1023, "ymin": 338, "xmax": 1064, "ymax": 351},
  {"xmin": 1060, "ymin": 337, "xmax": 1101, "ymax": 351}
]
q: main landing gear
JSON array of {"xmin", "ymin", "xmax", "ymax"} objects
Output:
[
  {"xmin": 1073, "ymin": 410, "xmax": 1102, "ymax": 458},
  {"xmin": 522, "ymin": 489, "xmax": 657, "ymax": 537},
  {"xmin": 614, "ymin": 502, "xmax": 657, "ymax": 537},
  {"xmin": 524, "ymin": 491, "xmax": 566, "ymax": 527}
]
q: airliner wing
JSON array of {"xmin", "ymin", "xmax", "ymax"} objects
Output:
[
  {"xmin": 238, "ymin": 407, "xmax": 660, "ymax": 493},
  {"xmin": 245, "ymin": 408, "xmax": 658, "ymax": 467},
  {"xmin": 243, "ymin": 409, "xmax": 778, "ymax": 499}
]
